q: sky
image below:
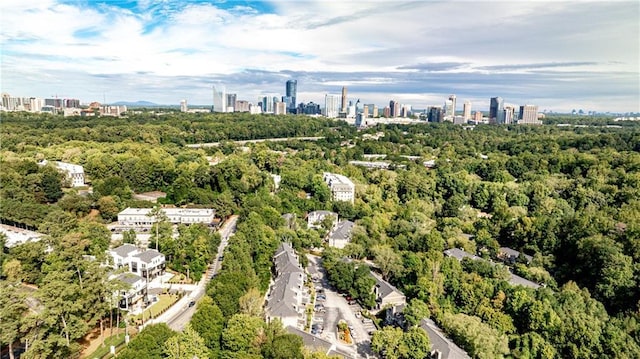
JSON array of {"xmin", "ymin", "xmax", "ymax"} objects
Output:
[{"xmin": 1, "ymin": 0, "xmax": 638, "ymax": 113}]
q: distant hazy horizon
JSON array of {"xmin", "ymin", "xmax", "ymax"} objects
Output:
[{"xmin": 1, "ymin": 0, "xmax": 638, "ymax": 113}]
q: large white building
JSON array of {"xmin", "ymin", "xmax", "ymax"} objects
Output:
[
  {"xmin": 324, "ymin": 94, "xmax": 340, "ymax": 118},
  {"xmin": 0, "ymin": 224, "xmax": 43, "ymax": 248},
  {"xmin": 39, "ymin": 160, "xmax": 85, "ymax": 187},
  {"xmin": 518, "ymin": 105, "xmax": 542, "ymax": 125},
  {"xmin": 117, "ymin": 207, "xmax": 215, "ymax": 226},
  {"xmin": 108, "ymin": 243, "xmax": 166, "ymax": 280},
  {"xmin": 213, "ymin": 85, "xmax": 226, "ymax": 113},
  {"xmin": 323, "ymin": 172, "xmax": 355, "ymax": 203},
  {"xmin": 55, "ymin": 161, "xmax": 85, "ymax": 187}
]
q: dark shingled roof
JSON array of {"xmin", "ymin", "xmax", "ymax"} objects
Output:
[
  {"xmin": 112, "ymin": 244, "xmax": 138, "ymax": 258},
  {"xmin": 328, "ymin": 220, "xmax": 354, "ymax": 241},
  {"xmin": 133, "ymin": 249, "xmax": 163, "ymax": 263},
  {"xmin": 420, "ymin": 318, "xmax": 471, "ymax": 359},
  {"xmin": 116, "ymin": 272, "xmax": 144, "ymax": 285}
]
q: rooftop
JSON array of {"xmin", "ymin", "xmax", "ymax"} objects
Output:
[
  {"xmin": 133, "ymin": 249, "xmax": 164, "ymax": 263},
  {"xmin": 111, "ymin": 244, "xmax": 139, "ymax": 258},
  {"xmin": 420, "ymin": 318, "xmax": 471, "ymax": 359},
  {"xmin": 328, "ymin": 220, "xmax": 354, "ymax": 241}
]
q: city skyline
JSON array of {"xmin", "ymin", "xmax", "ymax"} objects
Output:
[{"xmin": 1, "ymin": 1, "xmax": 638, "ymax": 113}]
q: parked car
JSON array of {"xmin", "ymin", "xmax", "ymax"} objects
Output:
[
  {"xmin": 355, "ymin": 311, "xmax": 362, "ymax": 319},
  {"xmin": 188, "ymin": 301, "xmax": 196, "ymax": 307}
]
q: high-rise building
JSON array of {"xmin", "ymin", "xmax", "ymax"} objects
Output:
[
  {"xmin": 444, "ymin": 99, "xmax": 454, "ymax": 120},
  {"xmin": 274, "ymin": 101, "xmax": 287, "ymax": 115},
  {"xmin": 474, "ymin": 111, "xmax": 483, "ymax": 122},
  {"xmin": 180, "ymin": 99, "xmax": 188, "ymax": 112},
  {"xmin": 286, "ymin": 80, "xmax": 297, "ymax": 112},
  {"xmin": 447, "ymin": 94, "xmax": 457, "ymax": 117},
  {"xmin": 212, "ymin": 85, "xmax": 226, "ymax": 113},
  {"xmin": 226, "ymin": 93, "xmax": 237, "ymax": 112},
  {"xmin": 235, "ymin": 100, "xmax": 250, "ymax": 112},
  {"xmin": 372, "ymin": 105, "xmax": 379, "ymax": 118},
  {"xmin": 383, "ymin": 106, "xmax": 391, "ymax": 117},
  {"xmin": 518, "ymin": 105, "xmax": 541, "ymax": 125},
  {"xmin": 341, "ymin": 87, "xmax": 348, "ymax": 113},
  {"xmin": 428, "ymin": 106, "xmax": 444, "ymax": 122},
  {"xmin": 489, "ymin": 97, "xmax": 504, "ymax": 124},
  {"xmin": 362, "ymin": 105, "xmax": 369, "ymax": 118},
  {"xmin": 504, "ymin": 105, "xmax": 515, "ymax": 124},
  {"xmin": 390, "ymin": 100, "xmax": 399, "ymax": 117},
  {"xmin": 324, "ymin": 94, "xmax": 340, "ymax": 118},
  {"xmin": 463, "ymin": 101, "xmax": 472, "ymax": 120}
]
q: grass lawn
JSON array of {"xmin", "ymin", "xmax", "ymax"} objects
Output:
[
  {"xmin": 85, "ymin": 333, "xmax": 126, "ymax": 359},
  {"xmin": 131, "ymin": 294, "xmax": 179, "ymax": 323},
  {"xmin": 166, "ymin": 273, "xmax": 194, "ymax": 284}
]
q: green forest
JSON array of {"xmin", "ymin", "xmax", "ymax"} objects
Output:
[{"xmin": 1, "ymin": 112, "xmax": 639, "ymax": 359}]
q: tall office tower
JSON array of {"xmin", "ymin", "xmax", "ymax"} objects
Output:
[
  {"xmin": 463, "ymin": 100, "xmax": 472, "ymax": 120},
  {"xmin": 372, "ymin": 105, "xmax": 379, "ymax": 117},
  {"xmin": 383, "ymin": 106, "xmax": 391, "ymax": 117},
  {"xmin": 226, "ymin": 93, "xmax": 237, "ymax": 112},
  {"xmin": 324, "ymin": 94, "xmax": 340, "ymax": 118},
  {"xmin": 261, "ymin": 96, "xmax": 274, "ymax": 113},
  {"xmin": 518, "ymin": 105, "xmax": 541, "ymax": 124},
  {"xmin": 447, "ymin": 94, "xmax": 457, "ymax": 117},
  {"xmin": 286, "ymin": 80, "xmax": 297, "ymax": 112},
  {"xmin": 180, "ymin": 99, "xmax": 188, "ymax": 112},
  {"xmin": 428, "ymin": 106, "xmax": 444, "ymax": 122},
  {"xmin": 504, "ymin": 105, "xmax": 515, "ymax": 124},
  {"xmin": 362, "ymin": 105, "xmax": 369, "ymax": 118},
  {"xmin": 212, "ymin": 85, "xmax": 226, "ymax": 113},
  {"xmin": 444, "ymin": 99, "xmax": 454, "ymax": 119},
  {"xmin": 341, "ymin": 87, "xmax": 348, "ymax": 113},
  {"xmin": 489, "ymin": 97, "xmax": 504, "ymax": 123},
  {"xmin": 390, "ymin": 100, "xmax": 400, "ymax": 117}
]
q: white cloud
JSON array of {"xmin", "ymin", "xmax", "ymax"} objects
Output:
[{"xmin": 0, "ymin": 0, "xmax": 638, "ymax": 112}]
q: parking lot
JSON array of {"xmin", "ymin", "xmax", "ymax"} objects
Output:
[{"xmin": 307, "ymin": 254, "xmax": 376, "ymax": 359}]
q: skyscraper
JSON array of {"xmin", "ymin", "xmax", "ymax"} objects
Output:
[
  {"xmin": 341, "ymin": 87, "xmax": 348, "ymax": 113},
  {"xmin": 324, "ymin": 94, "xmax": 340, "ymax": 118},
  {"xmin": 226, "ymin": 93, "xmax": 237, "ymax": 112},
  {"xmin": 390, "ymin": 100, "xmax": 399, "ymax": 117},
  {"xmin": 518, "ymin": 105, "xmax": 541, "ymax": 125},
  {"xmin": 180, "ymin": 99, "xmax": 188, "ymax": 112},
  {"xmin": 447, "ymin": 94, "xmax": 457, "ymax": 117},
  {"xmin": 286, "ymin": 80, "xmax": 297, "ymax": 113},
  {"xmin": 463, "ymin": 101, "xmax": 472, "ymax": 120},
  {"xmin": 212, "ymin": 85, "xmax": 226, "ymax": 113},
  {"xmin": 489, "ymin": 97, "xmax": 504, "ymax": 124}
]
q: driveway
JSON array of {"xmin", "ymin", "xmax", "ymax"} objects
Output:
[{"xmin": 307, "ymin": 254, "xmax": 375, "ymax": 359}]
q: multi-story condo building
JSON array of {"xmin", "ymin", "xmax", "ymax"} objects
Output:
[
  {"xmin": 265, "ymin": 243, "xmax": 308, "ymax": 328},
  {"xmin": 323, "ymin": 172, "xmax": 355, "ymax": 203},
  {"xmin": 117, "ymin": 208, "xmax": 215, "ymax": 226}
]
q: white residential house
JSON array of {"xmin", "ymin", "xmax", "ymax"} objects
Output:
[
  {"xmin": 112, "ymin": 272, "xmax": 147, "ymax": 310},
  {"xmin": 108, "ymin": 244, "xmax": 166, "ymax": 280},
  {"xmin": 0, "ymin": 224, "xmax": 43, "ymax": 248},
  {"xmin": 117, "ymin": 207, "xmax": 215, "ymax": 227},
  {"xmin": 323, "ymin": 172, "xmax": 355, "ymax": 203},
  {"xmin": 307, "ymin": 210, "xmax": 338, "ymax": 229}
]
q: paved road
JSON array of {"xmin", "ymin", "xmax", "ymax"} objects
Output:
[
  {"xmin": 307, "ymin": 254, "xmax": 375, "ymax": 359},
  {"xmin": 185, "ymin": 136, "xmax": 325, "ymax": 148},
  {"xmin": 158, "ymin": 216, "xmax": 239, "ymax": 331}
]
